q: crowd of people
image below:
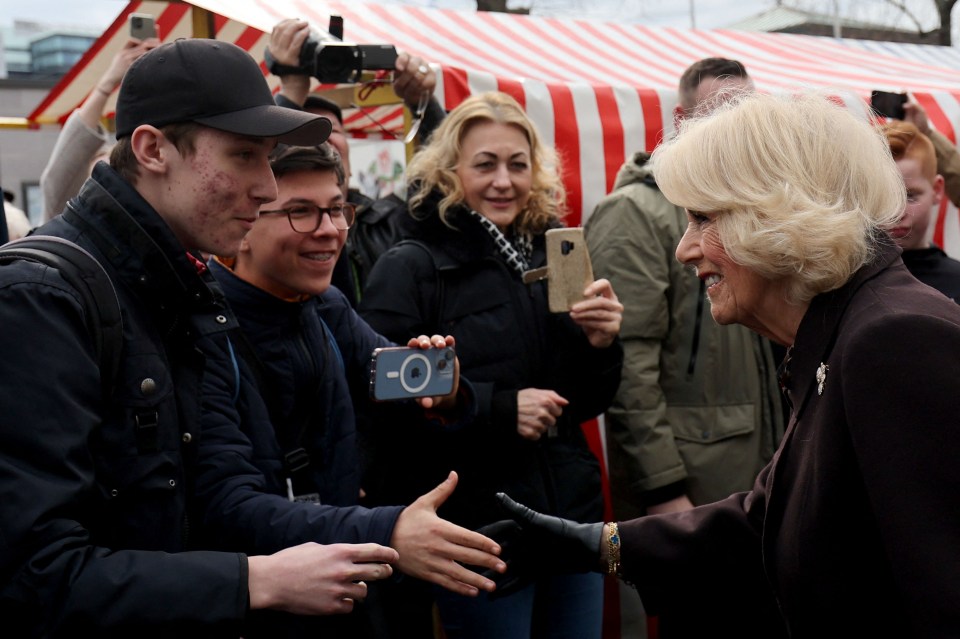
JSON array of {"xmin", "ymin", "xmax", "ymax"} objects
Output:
[{"xmin": 0, "ymin": 16, "xmax": 958, "ymax": 639}]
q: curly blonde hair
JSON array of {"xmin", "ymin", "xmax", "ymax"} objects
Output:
[
  {"xmin": 406, "ymin": 91, "xmax": 567, "ymax": 233},
  {"xmin": 651, "ymin": 91, "xmax": 905, "ymax": 304}
]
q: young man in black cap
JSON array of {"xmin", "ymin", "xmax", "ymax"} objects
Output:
[{"xmin": 0, "ymin": 39, "xmax": 503, "ymax": 637}]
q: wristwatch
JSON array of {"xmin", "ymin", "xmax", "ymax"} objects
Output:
[{"xmin": 606, "ymin": 522, "xmax": 621, "ymax": 576}]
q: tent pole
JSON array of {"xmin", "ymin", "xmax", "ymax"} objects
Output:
[{"xmin": 192, "ymin": 6, "xmax": 216, "ymax": 38}]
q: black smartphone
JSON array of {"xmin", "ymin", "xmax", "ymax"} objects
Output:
[
  {"xmin": 129, "ymin": 13, "xmax": 157, "ymax": 41},
  {"xmin": 369, "ymin": 346, "xmax": 456, "ymax": 401},
  {"xmin": 870, "ymin": 90, "xmax": 907, "ymax": 120}
]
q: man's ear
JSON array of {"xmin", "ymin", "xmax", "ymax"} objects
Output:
[
  {"xmin": 129, "ymin": 125, "xmax": 169, "ymax": 175},
  {"xmin": 933, "ymin": 174, "xmax": 945, "ymax": 206}
]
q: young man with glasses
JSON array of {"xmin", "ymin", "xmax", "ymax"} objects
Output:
[{"xmin": 209, "ymin": 143, "xmax": 480, "ymax": 637}]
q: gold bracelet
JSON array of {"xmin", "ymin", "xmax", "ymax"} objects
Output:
[{"xmin": 606, "ymin": 522, "xmax": 621, "ymax": 576}]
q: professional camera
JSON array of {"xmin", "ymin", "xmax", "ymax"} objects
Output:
[{"xmin": 265, "ymin": 16, "xmax": 397, "ymax": 84}]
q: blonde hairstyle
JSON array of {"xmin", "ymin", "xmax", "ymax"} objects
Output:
[
  {"xmin": 651, "ymin": 91, "xmax": 905, "ymax": 304},
  {"xmin": 406, "ymin": 91, "xmax": 566, "ymax": 233},
  {"xmin": 882, "ymin": 120, "xmax": 938, "ymax": 183}
]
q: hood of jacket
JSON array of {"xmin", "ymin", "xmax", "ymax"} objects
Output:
[{"xmin": 612, "ymin": 151, "xmax": 658, "ymax": 192}]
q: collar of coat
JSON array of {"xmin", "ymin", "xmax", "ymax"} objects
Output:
[
  {"xmin": 69, "ymin": 163, "xmax": 223, "ymax": 325},
  {"xmin": 408, "ymin": 195, "xmax": 554, "ymax": 269},
  {"xmin": 783, "ymin": 236, "xmax": 901, "ymax": 419}
]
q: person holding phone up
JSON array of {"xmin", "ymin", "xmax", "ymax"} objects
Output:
[
  {"xmin": 899, "ymin": 96, "xmax": 960, "ymax": 208},
  {"xmin": 207, "ymin": 142, "xmax": 509, "ymax": 638},
  {"xmin": 40, "ymin": 34, "xmax": 160, "ymax": 220},
  {"xmin": 359, "ymin": 91, "xmax": 624, "ymax": 639},
  {"xmin": 880, "ymin": 120, "xmax": 960, "ymax": 303},
  {"xmin": 870, "ymin": 89, "xmax": 960, "ymax": 210}
]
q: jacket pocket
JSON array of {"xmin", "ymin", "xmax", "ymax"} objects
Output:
[{"xmin": 667, "ymin": 403, "xmax": 756, "ymax": 444}]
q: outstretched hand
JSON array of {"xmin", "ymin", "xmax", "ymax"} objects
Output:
[
  {"xmin": 496, "ymin": 492, "xmax": 604, "ymax": 574},
  {"xmin": 247, "ymin": 541, "xmax": 397, "ymax": 616},
  {"xmin": 469, "ymin": 493, "xmax": 606, "ymax": 600},
  {"xmin": 391, "ymin": 471, "xmax": 506, "ymax": 596}
]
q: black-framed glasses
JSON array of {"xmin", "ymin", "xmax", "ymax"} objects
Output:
[{"xmin": 260, "ymin": 203, "xmax": 356, "ymax": 232}]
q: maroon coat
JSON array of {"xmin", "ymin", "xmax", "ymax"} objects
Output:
[{"xmin": 618, "ymin": 240, "xmax": 960, "ymax": 638}]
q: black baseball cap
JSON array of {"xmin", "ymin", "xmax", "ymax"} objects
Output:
[
  {"xmin": 303, "ymin": 95, "xmax": 343, "ymax": 125},
  {"xmin": 115, "ymin": 38, "xmax": 331, "ymax": 145}
]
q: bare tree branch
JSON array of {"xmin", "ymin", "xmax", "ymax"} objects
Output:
[
  {"xmin": 933, "ymin": 0, "xmax": 959, "ymax": 45},
  {"xmin": 883, "ymin": 0, "xmax": 927, "ymax": 32}
]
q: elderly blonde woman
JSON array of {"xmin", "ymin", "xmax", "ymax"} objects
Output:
[
  {"xmin": 359, "ymin": 91, "xmax": 624, "ymax": 639},
  {"xmin": 495, "ymin": 91, "xmax": 960, "ymax": 638}
]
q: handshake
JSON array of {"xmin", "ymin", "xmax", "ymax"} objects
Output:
[{"xmin": 476, "ymin": 493, "xmax": 607, "ymax": 598}]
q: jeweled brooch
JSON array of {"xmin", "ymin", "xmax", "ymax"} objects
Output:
[{"xmin": 816, "ymin": 362, "xmax": 829, "ymax": 396}]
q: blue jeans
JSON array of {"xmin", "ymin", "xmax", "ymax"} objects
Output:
[{"xmin": 434, "ymin": 572, "xmax": 604, "ymax": 639}]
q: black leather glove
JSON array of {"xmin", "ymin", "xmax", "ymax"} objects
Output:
[
  {"xmin": 470, "ymin": 519, "xmax": 526, "ymax": 599},
  {"xmin": 496, "ymin": 492, "xmax": 604, "ymax": 575}
]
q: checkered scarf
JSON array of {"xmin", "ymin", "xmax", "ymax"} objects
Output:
[{"xmin": 467, "ymin": 209, "xmax": 533, "ymax": 277}]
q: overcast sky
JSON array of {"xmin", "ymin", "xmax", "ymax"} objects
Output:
[{"xmin": 0, "ymin": 0, "xmax": 944, "ymax": 33}]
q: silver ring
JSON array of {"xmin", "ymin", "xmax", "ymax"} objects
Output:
[{"xmin": 417, "ymin": 64, "xmax": 429, "ymax": 75}]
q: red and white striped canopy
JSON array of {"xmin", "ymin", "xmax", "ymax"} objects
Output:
[{"xmin": 29, "ymin": 0, "xmax": 960, "ymax": 252}]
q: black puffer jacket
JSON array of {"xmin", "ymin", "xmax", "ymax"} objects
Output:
[
  {"xmin": 0, "ymin": 163, "xmax": 400, "ymax": 638},
  {"xmin": 360, "ymin": 203, "xmax": 623, "ymax": 529}
]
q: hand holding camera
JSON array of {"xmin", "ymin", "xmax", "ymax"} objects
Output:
[
  {"xmin": 266, "ymin": 16, "xmax": 397, "ymax": 85},
  {"xmin": 392, "ymin": 51, "xmax": 436, "ymax": 106},
  {"xmin": 269, "ymin": 18, "xmax": 311, "ymax": 68}
]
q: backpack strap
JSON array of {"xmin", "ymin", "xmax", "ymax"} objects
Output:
[
  {"xmin": 395, "ymin": 239, "xmax": 445, "ymax": 328},
  {"xmin": 0, "ymin": 235, "xmax": 123, "ymax": 401}
]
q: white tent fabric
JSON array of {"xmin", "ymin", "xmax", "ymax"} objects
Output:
[{"xmin": 838, "ymin": 37, "xmax": 960, "ymax": 71}]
